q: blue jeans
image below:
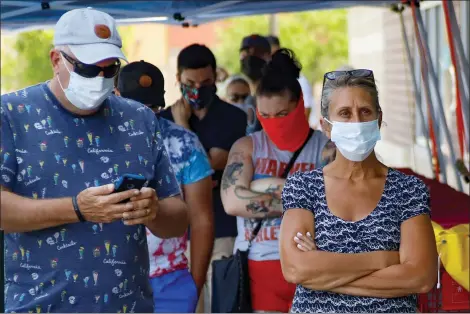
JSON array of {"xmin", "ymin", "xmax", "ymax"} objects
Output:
[{"xmin": 150, "ymin": 269, "xmax": 198, "ymax": 313}]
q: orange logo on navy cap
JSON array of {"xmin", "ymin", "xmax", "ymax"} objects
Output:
[
  {"xmin": 94, "ymin": 24, "xmax": 111, "ymax": 39},
  {"xmin": 139, "ymin": 75, "xmax": 152, "ymax": 88}
]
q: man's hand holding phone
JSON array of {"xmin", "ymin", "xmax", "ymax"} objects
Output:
[
  {"xmin": 76, "ymin": 184, "xmax": 140, "ymax": 223},
  {"xmin": 122, "ymin": 187, "xmax": 159, "ymax": 226}
]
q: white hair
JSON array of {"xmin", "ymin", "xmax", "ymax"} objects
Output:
[{"xmin": 222, "ymin": 74, "xmax": 251, "ymax": 96}]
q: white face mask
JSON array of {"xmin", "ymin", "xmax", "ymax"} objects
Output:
[
  {"xmin": 58, "ymin": 54, "xmax": 114, "ymax": 111},
  {"xmin": 325, "ymin": 118, "xmax": 381, "ymax": 162}
]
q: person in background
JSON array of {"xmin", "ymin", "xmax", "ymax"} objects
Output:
[
  {"xmin": 1, "ymin": 9, "xmax": 188, "ymax": 313},
  {"xmin": 159, "ymin": 44, "xmax": 247, "ymax": 313},
  {"xmin": 221, "ymin": 49, "xmax": 335, "ymax": 313},
  {"xmin": 280, "ymin": 69, "xmax": 437, "ymax": 313},
  {"xmin": 266, "ymin": 35, "xmax": 317, "ymax": 128},
  {"xmin": 223, "ymin": 74, "xmax": 257, "ymax": 135},
  {"xmin": 215, "ymin": 67, "xmax": 230, "ymax": 98},
  {"xmin": 115, "ymin": 60, "xmax": 214, "ymax": 313},
  {"xmin": 239, "ymin": 34, "xmax": 272, "ymax": 133}
]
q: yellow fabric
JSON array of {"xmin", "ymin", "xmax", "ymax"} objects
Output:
[{"xmin": 432, "ymin": 221, "xmax": 469, "ymax": 291}]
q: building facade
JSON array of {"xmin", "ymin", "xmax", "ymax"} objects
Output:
[{"xmin": 348, "ymin": 0, "xmax": 469, "ymax": 192}]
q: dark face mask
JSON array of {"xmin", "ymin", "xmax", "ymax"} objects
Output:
[
  {"xmin": 180, "ymin": 84, "xmax": 217, "ymax": 110},
  {"xmin": 240, "ymin": 56, "xmax": 266, "ymax": 82}
]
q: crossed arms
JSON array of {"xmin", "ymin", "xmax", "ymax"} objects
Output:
[{"xmin": 280, "ymin": 208, "xmax": 438, "ymax": 298}]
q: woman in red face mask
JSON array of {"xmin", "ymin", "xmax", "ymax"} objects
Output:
[{"xmin": 220, "ymin": 49, "xmax": 336, "ymax": 312}]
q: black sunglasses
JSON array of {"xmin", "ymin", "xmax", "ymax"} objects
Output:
[
  {"xmin": 60, "ymin": 51, "xmax": 121, "ymax": 79},
  {"xmin": 228, "ymin": 93, "xmax": 250, "ymax": 103},
  {"xmin": 324, "ymin": 69, "xmax": 374, "ymax": 81}
]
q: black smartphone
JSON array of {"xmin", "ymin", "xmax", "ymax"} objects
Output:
[{"xmin": 114, "ymin": 174, "xmax": 149, "ymax": 203}]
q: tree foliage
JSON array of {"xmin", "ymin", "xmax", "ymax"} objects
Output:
[
  {"xmin": 212, "ymin": 10, "xmax": 348, "ymax": 84},
  {"xmin": 1, "ymin": 30, "xmax": 54, "ymax": 93},
  {"xmin": 0, "ymin": 27, "xmax": 134, "ymax": 94}
]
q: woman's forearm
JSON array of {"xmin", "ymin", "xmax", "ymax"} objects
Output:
[
  {"xmin": 286, "ymin": 249, "xmax": 398, "ymax": 290},
  {"xmin": 330, "ymin": 286, "xmax": 413, "ymax": 298},
  {"xmin": 329, "ymin": 263, "xmax": 436, "ymax": 297},
  {"xmin": 1, "ymin": 190, "xmax": 78, "ymax": 233}
]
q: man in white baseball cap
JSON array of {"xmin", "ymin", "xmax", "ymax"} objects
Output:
[
  {"xmin": 1, "ymin": 8, "xmax": 188, "ymax": 313},
  {"xmin": 53, "ymin": 7, "xmax": 127, "ymax": 64}
]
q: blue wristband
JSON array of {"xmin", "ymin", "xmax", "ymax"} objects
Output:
[{"xmin": 72, "ymin": 196, "xmax": 86, "ymax": 223}]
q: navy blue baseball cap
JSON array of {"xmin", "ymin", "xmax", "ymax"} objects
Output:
[
  {"xmin": 240, "ymin": 34, "xmax": 271, "ymax": 55},
  {"xmin": 117, "ymin": 60, "xmax": 165, "ymax": 108}
]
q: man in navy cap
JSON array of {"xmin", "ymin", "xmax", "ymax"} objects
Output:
[
  {"xmin": 238, "ymin": 34, "xmax": 272, "ymax": 134},
  {"xmin": 115, "ymin": 60, "xmax": 214, "ymax": 313}
]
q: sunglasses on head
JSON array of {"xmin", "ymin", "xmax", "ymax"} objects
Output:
[
  {"xmin": 60, "ymin": 51, "xmax": 121, "ymax": 79},
  {"xmin": 320, "ymin": 69, "xmax": 374, "ymax": 109},
  {"xmin": 228, "ymin": 93, "xmax": 250, "ymax": 103},
  {"xmin": 323, "ymin": 69, "xmax": 374, "ymax": 83}
]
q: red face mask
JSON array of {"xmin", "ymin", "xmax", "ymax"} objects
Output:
[{"xmin": 257, "ymin": 95, "xmax": 310, "ymax": 152}]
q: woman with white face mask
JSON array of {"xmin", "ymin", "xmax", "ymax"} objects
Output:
[{"xmin": 279, "ymin": 70, "xmax": 438, "ymax": 313}]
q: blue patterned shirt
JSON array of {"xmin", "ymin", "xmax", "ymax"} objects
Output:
[
  {"xmin": 1, "ymin": 83, "xmax": 180, "ymax": 313},
  {"xmin": 282, "ymin": 168, "xmax": 430, "ymax": 313}
]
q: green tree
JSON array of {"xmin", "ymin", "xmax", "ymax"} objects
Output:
[
  {"xmin": 0, "ymin": 26, "xmax": 134, "ymax": 94},
  {"xmin": 1, "ymin": 30, "xmax": 54, "ymax": 93},
  {"xmin": 212, "ymin": 10, "xmax": 348, "ymax": 84}
]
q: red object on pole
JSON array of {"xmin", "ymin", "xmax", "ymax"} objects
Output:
[
  {"xmin": 410, "ymin": 1, "xmax": 441, "ymax": 179},
  {"xmin": 442, "ymin": 0, "xmax": 466, "ymax": 158}
]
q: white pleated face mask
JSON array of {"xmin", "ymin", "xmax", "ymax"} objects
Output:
[
  {"xmin": 57, "ymin": 54, "xmax": 114, "ymax": 111},
  {"xmin": 324, "ymin": 118, "xmax": 381, "ymax": 162}
]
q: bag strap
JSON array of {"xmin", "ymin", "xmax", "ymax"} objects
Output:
[
  {"xmin": 248, "ymin": 129, "xmax": 315, "ymax": 246},
  {"xmin": 281, "ymin": 128, "xmax": 315, "ymax": 179}
]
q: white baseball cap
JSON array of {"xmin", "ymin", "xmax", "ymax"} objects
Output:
[{"xmin": 53, "ymin": 7, "xmax": 127, "ymax": 64}]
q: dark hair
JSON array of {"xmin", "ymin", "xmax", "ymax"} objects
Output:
[
  {"xmin": 177, "ymin": 44, "xmax": 217, "ymax": 74},
  {"xmin": 256, "ymin": 48, "xmax": 302, "ymax": 101},
  {"xmin": 266, "ymin": 35, "xmax": 280, "ymax": 47}
]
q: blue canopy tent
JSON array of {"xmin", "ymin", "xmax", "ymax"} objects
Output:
[
  {"xmin": 1, "ymin": 0, "xmax": 398, "ymax": 31},
  {"xmin": 1, "ymin": 1, "xmax": 469, "ymax": 313}
]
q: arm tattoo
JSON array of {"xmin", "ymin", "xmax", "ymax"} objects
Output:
[
  {"xmin": 221, "ymin": 151, "xmax": 244, "ymax": 191},
  {"xmin": 321, "ymin": 140, "xmax": 336, "ymax": 166},
  {"xmin": 234, "ymin": 184, "xmax": 283, "ymax": 214}
]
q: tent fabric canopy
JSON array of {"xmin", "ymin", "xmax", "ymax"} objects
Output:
[{"xmin": 1, "ymin": 0, "xmax": 399, "ymax": 31}]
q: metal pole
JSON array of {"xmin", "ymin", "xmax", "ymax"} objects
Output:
[
  {"xmin": 410, "ymin": 3, "xmax": 449, "ymax": 185},
  {"xmin": 1, "ymin": 229, "xmax": 4, "ymax": 314},
  {"xmin": 398, "ymin": 9, "xmax": 434, "ymax": 175},
  {"xmin": 414, "ymin": 5, "xmax": 464, "ymax": 191},
  {"xmin": 269, "ymin": 14, "xmax": 279, "ymax": 36},
  {"xmin": 445, "ymin": 0, "xmax": 470, "ymax": 88},
  {"xmin": 443, "ymin": 0, "xmax": 470, "ymax": 147}
]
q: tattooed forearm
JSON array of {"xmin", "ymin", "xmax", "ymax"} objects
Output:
[
  {"xmin": 234, "ymin": 185, "xmax": 283, "ymax": 216},
  {"xmin": 233, "ymin": 184, "xmax": 281, "ymax": 200},
  {"xmin": 246, "ymin": 197, "xmax": 282, "ymax": 216},
  {"xmin": 321, "ymin": 140, "xmax": 336, "ymax": 166},
  {"xmin": 221, "ymin": 151, "xmax": 245, "ymax": 191}
]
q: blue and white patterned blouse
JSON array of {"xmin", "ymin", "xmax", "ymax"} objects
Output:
[{"xmin": 282, "ymin": 168, "xmax": 430, "ymax": 313}]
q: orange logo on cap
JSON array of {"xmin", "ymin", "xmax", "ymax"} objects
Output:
[
  {"xmin": 139, "ymin": 75, "xmax": 152, "ymax": 88},
  {"xmin": 94, "ymin": 24, "xmax": 111, "ymax": 39}
]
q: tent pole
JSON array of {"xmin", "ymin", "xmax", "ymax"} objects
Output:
[
  {"xmin": 409, "ymin": 2, "xmax": 448, "ymax": 185},
  {"xmin": 396, "ymin": 6, "xmax": 435, "ymax": 177},
  {"xmin": 412, "ymin": 2, "xmax": 463, "ymax": 191},
  {"xmin": 442, "ymin": 0, "xmax": 470, "ymax": 151},
  {"xmin": 1, "ymin": 229, "xmax": 4, "ymax": 314}
]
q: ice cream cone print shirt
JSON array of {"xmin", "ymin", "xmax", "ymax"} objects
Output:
[{"xmin": 1, "ymin": 83, "xmax": 181, "ymax": 313}]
